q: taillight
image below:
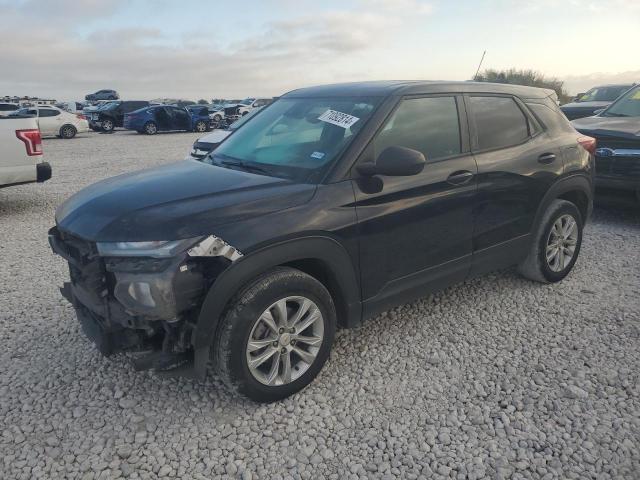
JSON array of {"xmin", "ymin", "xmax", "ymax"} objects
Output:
[
  {"xmin": 577, "ymin": 136, "xmax": 596, "ymax": 155},
  {"xmin": 76, "ymin": 114, "xmax": 86, "ymax": 120},
  {"xmin": 15, "ymin": 129, "xmax": 43, "ymax": 156}
]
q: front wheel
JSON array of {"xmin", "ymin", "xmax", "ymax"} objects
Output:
[
  {"xmin": 518, "ymin": 199, "xmax": 583, "ymax": 283},
  {"xmin": 194, "ymin": 120, "xmax": 208, "ymax": 133},
  {"xmin": 143, "ymin": 122, "xmax": 157, "ymax": 135},
  {"xmin": 214, "ymin": 267, "xmax": 336, "ymax": 402},
  {"xmin": 101, "ymin": 119, "xmax": 114, "ymax": 132}
]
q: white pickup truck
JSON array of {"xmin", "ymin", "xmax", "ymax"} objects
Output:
[{"xmin": 0, "ymin": 115, "xmax": 51, "ymax": 188}]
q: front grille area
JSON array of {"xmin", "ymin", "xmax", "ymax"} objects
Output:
[
  {"xmin": 49, "ymin": 228, "xmax": 109, "ymax": 312},
  {"xmin": 593, "ymin": 135, "xmax": 640, "ymax": 179}
]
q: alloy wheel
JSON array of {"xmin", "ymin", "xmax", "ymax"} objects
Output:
[
  {"xmin": 546, "ymin": 214, "xmax": 578, "ymax": 272},
  {"xmin": 246, "ymin": 296, "xmax": 324, "ymax": 386}
]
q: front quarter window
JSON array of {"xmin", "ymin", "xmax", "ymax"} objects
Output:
[{"xmin": 206, "ymin": 96, "xmax": 381, "ymax": 182}]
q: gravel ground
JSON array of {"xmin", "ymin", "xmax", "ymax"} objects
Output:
[{"xmin": 1, "ymin": 131, "xmax": 639, "ymax": 480}]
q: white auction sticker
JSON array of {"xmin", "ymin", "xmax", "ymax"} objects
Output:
[{"xmin": 318, "ymin": 109, "xmax": 360, "ymax": 129}]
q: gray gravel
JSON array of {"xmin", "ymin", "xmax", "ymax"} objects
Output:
[{"xmin": 1, "ymin": 131, "xmax": 639, "ymax": 479}]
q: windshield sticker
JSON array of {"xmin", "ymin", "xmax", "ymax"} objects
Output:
[
  {"xmin": 631, "ymin": 90, "xmax": 640, "ymax": 100},
  {"xmin": 310, "ymin": 151, "xmax": 325, "ymax": 160},
  {"xmin": 318, "ymin": 109, "xmax": 360, "ymax": 129}
]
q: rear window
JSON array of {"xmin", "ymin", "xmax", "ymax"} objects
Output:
[{"xmin": 470, "ymin": 96, "xmax": 530, "ymax": 151}]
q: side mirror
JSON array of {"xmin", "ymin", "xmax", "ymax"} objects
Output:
[
  {"xmin": 357, "ymin": 146, "xmax": 426, "ymax": 177},
  {"xmin": 593, "ymin": 108, "xmax": 605, "ymax": 115}
]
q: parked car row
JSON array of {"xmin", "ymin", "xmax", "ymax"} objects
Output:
[
  {"xmin": 572, "ymin": 83, "xmax": 640, "ymax": 203},
  {"xmin": 560, "ymin": 83, "xmax": 635, "ymax": 120}
]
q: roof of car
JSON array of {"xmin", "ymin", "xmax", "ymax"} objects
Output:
[{"xmin": 283, "ymin": 80, "xmax": 556, "ymax": 99}]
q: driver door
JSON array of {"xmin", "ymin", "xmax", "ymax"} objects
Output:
[{"xmin": 353, "ymin": 95, "xmax": 477, "ymax": 314}]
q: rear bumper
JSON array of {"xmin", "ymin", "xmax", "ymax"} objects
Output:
[{"xmin": 37, "ymin": 162, "xmax": 52, "ymax": 183}]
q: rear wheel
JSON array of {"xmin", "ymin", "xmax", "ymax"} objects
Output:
[
  {"xmin": 194, "ymin": 120, "xmax": 208, "ymax": 133},
  {"xmin": 518, "ymin": 199, "xmax": 583, "ymax": 283},
  {"xmin": 213, "ymin": 114, "xmax": 222, "ymax": 122},
  {"xmin": 143, "ymin": 122, "xmax": 157, "ymax": 135},
  {"xmin": 214, "ymin": 267, "xmax": 336, "ymax": 402},
  {"xmin": 59, "ymin": 124, "xmax": 77, "ymax": 139}
]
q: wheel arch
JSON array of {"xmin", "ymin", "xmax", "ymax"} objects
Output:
[
  {"xmin": 533, "ymin": 174, "xmax": 593, "ymax": 229},
  {"xmin": 192, "ymin": 236, "xmax": 361, "ymax": 368}
]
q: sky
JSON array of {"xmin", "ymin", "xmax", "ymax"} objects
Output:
[{"xmin": 0, "ymin": 0, "xmax": 638, "ymax": 101}]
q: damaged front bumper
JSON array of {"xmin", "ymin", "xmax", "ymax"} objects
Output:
[{"xmin": 48, "ymin": 227, "xmax": 241, "ymax": 377}]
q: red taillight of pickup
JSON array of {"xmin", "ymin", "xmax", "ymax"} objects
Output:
[
  {"xmin": 76, "ymin": 114, "xmax": 86, "ymax": 120},
  {"xmin": 15, "ymin": 129, "xmax": 43, "ymax": 156},
  {"xmin": 577, "ymin": 136, "xmax": 596, "ymax": 155}
]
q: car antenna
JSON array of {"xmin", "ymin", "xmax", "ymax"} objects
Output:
[{"xmin": 473, "ymin": 50, "xmax": 486, "ymax": 81}]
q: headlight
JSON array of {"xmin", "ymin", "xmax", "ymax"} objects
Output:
[{"xmin": 96, "ymin": 238, "xmax": 201, "ymax": 258}]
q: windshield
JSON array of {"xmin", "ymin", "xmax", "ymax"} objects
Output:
[
  {"xmin": 204, "ymin": 96, "xmax": 381, "ymax": 182},
  {"xmin": 578, "ymin": 86, "xmax": 630, "ymax": 103},
  {"xmin": 601, "ymin": 86, "xmax": 640, "ymax": 117}
]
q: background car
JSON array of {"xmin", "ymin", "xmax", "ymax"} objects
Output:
[
  {"xmin": 186, "ymin": 106, "xmax": 264, "ymax": 160},
  {"xmin": 572, "ymin": 84, "xmax": 640, "ymax": 203},
  {"xmin": 10, "ymin": 105, "xmax": 89, "ymax": 139},
  {"xmin": 88, "ymin": 100, "xmax": 150, "ymax": 132},
  {"xmin": 560, "ymin": 84, "xmax": 633, "ymax": 120},
  {"xmin": 123, "ymin": 105, "xmax": 211, "ymax": 135},
  {"xmin": 223, "ymin": 98, "xmax": 272, "ymax": 123},
  {"xmin": 85, "ymin": 89, "xmax": 119, "ymax": 102},
  {"xmin": 0, "ymin": 102, "xmax": 21, "ymax": 117}
]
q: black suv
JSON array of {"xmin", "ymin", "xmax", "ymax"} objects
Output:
[
  {"xmin": 572, "ymin": 84, "xmax": 640, "ymax": 203},
  {"xmin": 88, "ymin": 100, "xmax": 150, "ymax": 132},
  {"xmin": 49, "ymin": 81, "xmax": 595, "ymax": 402}
]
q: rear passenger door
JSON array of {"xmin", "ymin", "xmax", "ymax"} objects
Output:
[
  {"xmin": 354, "ymin": 95, "xmax": 477, "ymax": 312},
  {"xmin": 466, "ymin": 94, "xmax": 563, "ymax": 275},
  {"xmin": 38, "ymin": 108, "xmax": 61, "ymax": 136}
]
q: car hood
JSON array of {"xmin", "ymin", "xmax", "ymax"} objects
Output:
[
  {"xmin": 56, "ymin": 160, "xmax": 316, "ymax": 242},
  {"xmin": 561, "ymin": 101, "xmax": 611, "ymax": 110},
  {"xmin": 571, "ymin": 116, "xmax": 640, "ymax": 139}
]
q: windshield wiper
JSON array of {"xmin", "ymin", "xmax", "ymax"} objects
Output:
[
  {"xmin": 603, "ymin": 112, "xmax": 629, "ymax": 117},
  {"xmin": 219, "ymin": 159, "xmax": 271, "ymax": 175}
]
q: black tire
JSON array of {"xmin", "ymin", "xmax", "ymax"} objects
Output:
[
  {"xmin": 101, "ymin": 119, "xmax": 114, "ymax": 132},
  {"xmin": 242, "ymin": 111, "xmax": 249, "ymax": 116},
  {"xmin": 214, "ymin": 267, "xmax": 336, "ymax": 402},
  {"xmin": 518, "ymin": 199, "xmax": 583, "ymax": 283},
  {"xmin": 194, "ymin": 120, "xmax": 208, "ymax": 133},
  {"xmin": 213, "ymin": 114, "xmax": 222, "ymax": 122},
  {"xmin": 143, "ymin": 122, "xmax": 157, "ymax": 135},
  {"xmin": 59, "ymin": 124, "xmax": 77, "ymax": 139}
]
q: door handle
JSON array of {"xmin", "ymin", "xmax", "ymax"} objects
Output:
[
  {"xmin": 538, "ymin": 153, "xmax": 556, "ymax": 164},
  {"xmin": 447, "ymin": 170, "xmax": 474, "ymax": 185}
]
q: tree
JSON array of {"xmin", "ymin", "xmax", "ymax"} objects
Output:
[
  {"xmin": 197, "ymin": 99, "xmax": 209, "ymax": 105},
  {"xmin": 474, "ymin": 68, "xmax": 570, "ymax": 104}
]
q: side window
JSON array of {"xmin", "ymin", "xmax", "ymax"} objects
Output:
[
  {"xmin": 373, "ymin": 96, "xmax": 461, "ymax": 163},
  {"xmin": 469, "ymin": 96, "xmax": 530, "ymax": 151},
  {"xmin": 39, "ymin": 109, "xmax": 60, "ymax": 117}
]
